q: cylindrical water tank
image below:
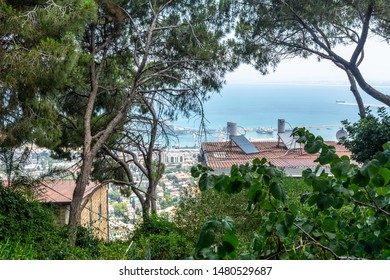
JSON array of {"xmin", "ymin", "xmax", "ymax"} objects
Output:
[
  {"xmin": 227, "ymin": 122, "xmax": 238, "ymax": 138},
  {"xmin": 278, "ymin": 119, "xmax": 285, "ymax": 133}
]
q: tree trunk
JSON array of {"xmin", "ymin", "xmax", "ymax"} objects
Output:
[
  {"xmin": 150, "ymin": 182, "xmax": 157, "ymax": 214},
  {"xmin": 346, "ymin": 70, "xmax": 366, "ymax": 118},
  {"xmin": 68, "ymin": 152, "xmax": 94, "ymax": 245},
  {"xmin": 349, "ymin": 65, "xmax": 390, "ymax": 107}
]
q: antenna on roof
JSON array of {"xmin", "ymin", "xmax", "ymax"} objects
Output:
[{"xmin": 336, "ymin": 128, "xmax": 348, "ymax": 141}]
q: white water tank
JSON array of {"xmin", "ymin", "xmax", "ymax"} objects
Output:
[
  {"xmin": 227, "ymin": 122, "xmax": 238, "ymax": 138},
  {"xmin": 278, "ymin": 119, "xmax": 285, "ymax": 133}
]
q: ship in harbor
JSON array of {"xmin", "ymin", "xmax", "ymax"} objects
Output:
[{"xmin": 256, "ymin": 127, "xmax": 274, "ymax": 134}]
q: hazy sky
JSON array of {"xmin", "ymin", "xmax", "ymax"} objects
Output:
[{"xmin": 226, "ymin": 38, "xmax": 390, "ymax": 85}]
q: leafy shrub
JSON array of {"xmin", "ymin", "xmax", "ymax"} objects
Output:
[
  {"xmin": 0, "ymin": 185, "xmax": 105, "ymax": 260},
  {"xmin": 130, "ymin": 215, "xmax": 192, "ymax": 260},
  {"xmin": 174, "ymin": 187, "xmax": 261, "ymax": 247},
  {"xmin": 341, "ymin": 107, "xmax": 390, "ymax": 162},
  {"xmin": 97, "ymin": 241, "xmax": 133, "ymax": 260},
  {"xmin": 133, "ymin": 233, "xmax": 192, "ymax": 260},
  {"xmin": 190, "ymin": 130, "xmax": 390, "ymax": 259},
  {"xmin": 131, "ymin": 214, "xmax": 178, "ymax": 241},
  {"xmin": 0, "ymin": 187, "xmax": 57, "ymax": 243}
]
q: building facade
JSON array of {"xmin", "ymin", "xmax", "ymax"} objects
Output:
[{"xmin": 37, "ymin": 180, "xmax": 109, "ymax": 240}]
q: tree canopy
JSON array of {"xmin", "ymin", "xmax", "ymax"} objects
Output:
[
  {"xmin": 0, "ymin": 0, "xmax": 97, "ymax": 148},
  {"xmin": 234, "ymin": 0, "xmax": 390, "ymax": 116}
]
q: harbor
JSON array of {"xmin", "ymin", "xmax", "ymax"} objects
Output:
[{"xmin": 169, "ymin": 123, "xmax": 343, "ymax": 149}]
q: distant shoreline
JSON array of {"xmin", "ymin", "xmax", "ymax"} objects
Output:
[{"xmin": 226, "ymin": 80, "xmax": 390, "ymax": 88}]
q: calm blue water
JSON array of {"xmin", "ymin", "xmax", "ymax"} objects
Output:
[{"xmin": 169, "ymin": 83, "xmax": 390, "ymax": 146}]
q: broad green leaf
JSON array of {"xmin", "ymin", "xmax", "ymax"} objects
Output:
[
  {"xmin": 312, "ymin": 178, "xmax": 330, "ymax": 193},
  {"xmin": 248, "ymin": 182, "xmax": 263, "ymax": 203},
  {"xmin": 223, "ymin": 232, "xmax": 239, "ymax": 253},
  {"xmin": 199, "ymin": 173, "xmax": 215, "ymax": 192},
  {"xmin": 316, "ymin": 195, "xmax": 334, "ymax": 210},
  {"xmin": 284, "ymin": 211, "xmax": 295, "ymax": 228},
  {"xmin": 190, "ymin": 166, "xmax": 201, "ymax": 178},
  {"xmin": 331, "ymin": 160, "xmax": 350, "ymax": 178},
  {"xmin": 317, "ymin": 146, "xmax": 338, "ymax": 165},
  {"xmin": 217, "ymin": 244, "xmax": 227, "ymax": 259},
  {"xmin": 323, "ymin": 218, "xmax": 336, "ymax": 232},
  {"xmin": 332, "ymin": 196, "xmax": 344, "ymax": 209},
  {"xmin": 224, "ymin": 179, "xmax": 244, "ymax": 194},
  {"xmin": 352, "ymin": 171, "xmax": 370, "ymax": 187},
  {"xmin": 265, "ymin": 166, "xmax": 281, "ymax": 178},
  {"xmin": 253, "ymin": 158, "xmax": 267, "ymax": 166},
  {"xmin": 371, "ymin": 174, "xmax": 386, "ymax": 187},
  {"xmin": 230, "ymin": 165, "xmax": 240, "ymax": 178},
  {"xmin": 304, "ymin": 139, "xmax": 323, "ymax": 154},
  {"xmin": 202, "ymin": 219, "xmax": 222, "ymax": 231},
  {"xmin": 289, "ymin": 203, "xmax": 299, "ymax": 216},
  {"xmin": 214, "ymin": 175, "xmax": 231, "ymax": 192},
  {"xmin": 361, "ymin": 160, "xmax": 380, "ymax": 178},
  {"xmin": 378, "ymin": 168, "xmax": 390, "ymax": 185},
  {"xmin": 325, "ymin": 232, "xmax": 336, "ymax": 240},
  {"xmin": 197, "ymin": 230, "xmax": 215, "ymax": 249},
  {"xmin": 276, "ymin": 223, "xmax": 288, "ymax": 237},
  {"xmin": 307, "ymin": 194, "xmax": 318, "ymax": 206},
  {"xmin": 270, "ymin": 182, "xmax": 285, "ymax": 202}
]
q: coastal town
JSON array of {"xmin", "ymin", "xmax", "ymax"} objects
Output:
[{"xmin": 0, "ymin": 144, "xmax": 200, "ymax": 240}]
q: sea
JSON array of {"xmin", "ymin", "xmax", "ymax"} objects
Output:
[{"xmin": 168, "ymin": 83, "xmax": 390, "ymax": 148}]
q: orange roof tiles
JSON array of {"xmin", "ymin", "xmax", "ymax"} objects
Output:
[
  {"xmin": 201, "ymin": 140, "xmax": 351, "ymax": 170},
  {"xmin": 37, "ymin": 180, "xmax": 101, "ymax": 204}
]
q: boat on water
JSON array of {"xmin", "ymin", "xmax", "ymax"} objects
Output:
[{"xmin": 256, "ymin": 127, "xmax": 274, "ymax": 134}]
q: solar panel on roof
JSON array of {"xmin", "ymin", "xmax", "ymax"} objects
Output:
[
  {"xmin": 231, "ymin": 135, "xmax": 260, "ymax": 154},
  {"xmin": 277, "ymin": 132, "xmax": 300, "ymax": 150}
]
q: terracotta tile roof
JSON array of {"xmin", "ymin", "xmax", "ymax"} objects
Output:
[
  {"xmin": 37, "ymin": 180, "xmax": 101, "ymax": 204},
  {"xmin": 201, "ymin": 140, "xmax": 351, "ymax": 170}
]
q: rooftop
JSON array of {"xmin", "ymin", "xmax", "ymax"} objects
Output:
[
  {"xmin": 37, "ymin": 180, "xmax": 102, "ymax": 204},
  {"xmin": 201, "ymin": 139, "xmax": 351, "ymax": 174}
]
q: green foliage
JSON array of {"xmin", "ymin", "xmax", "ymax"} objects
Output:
[
  {"xmin": 341, "ymin": 107, "xmax": 390, "ymax": 162},
  {"xmin": 108, "ymin": 189, "xmax": 122, "ymax": 203},
  {"xmin": 0, "ymin": 0, "xmax": 97, "ymax": 148},
  {"xmin": 0, "ymin": 187, "xmax": 57, "ymax": 243},
  {"xmin": 0, "ymin": 186, "xmax": 67, "ymax": 259},
  {"xmin": 193, "ymin": 216, "xmax": 239, "ymax": 260},
  {"xmin": 131, "ymin": 214, "xmax": 179, "ymax": 241},
  {"xmin": 112, "ymin": 201, "xmax": 129, "ymax": 221},
  {"xmin": 191, "ymin": 129, "xmax": 390, "ymax": 259},
  {"xmin": 0, "ymin": 185, "xmax": 121, "ymax": 260},
  {"xmin": 97, "ymin": 240, "xmax": 133, "ymax": 260},
  {"xmin": 130, "ymin": 215, "xmax": 192, "ymax": 260},
  {"xmin": 132, "ymin": 232, "xmax": 192, "ymax": 260},
  {"xmin": 174, "ymin": 186, "xmax": 262, "ymax": 249}
]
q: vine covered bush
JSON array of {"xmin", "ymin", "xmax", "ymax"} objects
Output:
[{"xmin": 0, "ymin": 185, "xmax": 127, "ymax": 260}]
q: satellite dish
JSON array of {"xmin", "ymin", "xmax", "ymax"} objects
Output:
[{"xmin": 336, "ymin": 128, "xmax": 348, "ymax": 141}]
